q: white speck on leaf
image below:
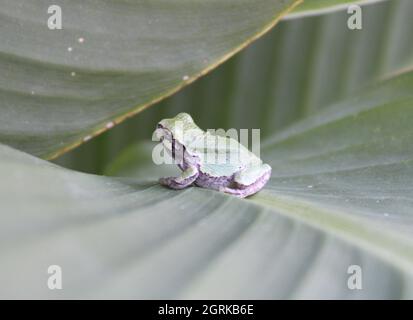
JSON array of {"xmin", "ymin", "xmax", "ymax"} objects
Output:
[
  {"xmin": 307, "ymin": 185, "xmax": 313, "ymax": 189},
  {"xmin": 83, "ymin": 135, "xmax": 92, "ymax": 142},
  {"xmin": 67, "ymin": 47, "xmax": 73, "ymax": 52},
  {"xmin": 106, "ymin": 122, "xmax": 115, "ymax": 129},
  {"xmin": 183, "ymin": 75, "xmax": 189, "ymax": 81},
  {"xmin": 71, "ymin": 72, "xmax": 76, "ymax": 77},
  {"xmin": 78, "ymin": 37, "xmax": 85, "ymax": 43}
]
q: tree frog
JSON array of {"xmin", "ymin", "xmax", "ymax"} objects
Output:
[{"xmin": 155, "ymin": 113, "xmax": 271, "ymax": 198}]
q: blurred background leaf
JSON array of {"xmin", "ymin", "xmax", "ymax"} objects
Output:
[
  {"xmin": 0, "ymin": 0, "xmax": 398, "ymax": 163},
  {"xmin": 0, "ymin": 0, "xmax": 300, "ymax": 158},
  {"xmin": 55, "ymin": 0, "xmax": 413, "ymax": 174},
  {"xmin": 289, "ymin": 0, "xmax": 386, "ymax": 17}
]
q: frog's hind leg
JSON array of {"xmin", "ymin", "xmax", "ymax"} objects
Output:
[
  {"xmin": 159, "ymin": 165, "xmax": 199, "ymax": 190},
  {"xmin": 220, "ymin": 164, "xmax": 271, "ymax": 198}
]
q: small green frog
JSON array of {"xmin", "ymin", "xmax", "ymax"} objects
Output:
[{"xmin": 155, "ymin": 113, "xmax": 271, "ymax": 198}]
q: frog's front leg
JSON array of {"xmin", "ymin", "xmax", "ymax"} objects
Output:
[
  {"xmin": 220, "ymin": 164, "xmax": 271, "ymax": 198},
  {"xmin": 159, "ymin": 165, "xmax": 199, "ymax": 190}
]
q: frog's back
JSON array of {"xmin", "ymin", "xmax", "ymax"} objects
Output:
[{"xmin": 193, "ymin": 134, "xmax": 261, "ymax": 177}]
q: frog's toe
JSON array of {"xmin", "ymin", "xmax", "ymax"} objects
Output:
[
  {"xmin": 159, "ymin": 177, "xmax": 171, "ymax": 185},
  {"xmin": 159, "ymin": 176, "xmax": 193, "ymax": 190}
]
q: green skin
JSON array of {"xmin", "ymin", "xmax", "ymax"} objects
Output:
[{"xmin": 155, "ymin": 113, "xmax": 272, "ymax": 198}]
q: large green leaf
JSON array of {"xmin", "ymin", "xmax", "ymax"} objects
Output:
[
  {"xmin": 2, "ymin": 69, "xmax": 413, "ymax": 299},
  {"xmin": 55, "ymin": 0, "xmax": 413, "ymax": 174},
  {"xmin": 0, "ymin": 0, "xmax": 301, "ymax": 159},
  {"xmin": 0, "ymin": 0, "xmax": 395, "ymax": 161}
]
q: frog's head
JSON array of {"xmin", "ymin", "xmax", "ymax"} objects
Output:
[{"xmin": 155, "ymin": 113, "xmax": 203, "ymax": 152}]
